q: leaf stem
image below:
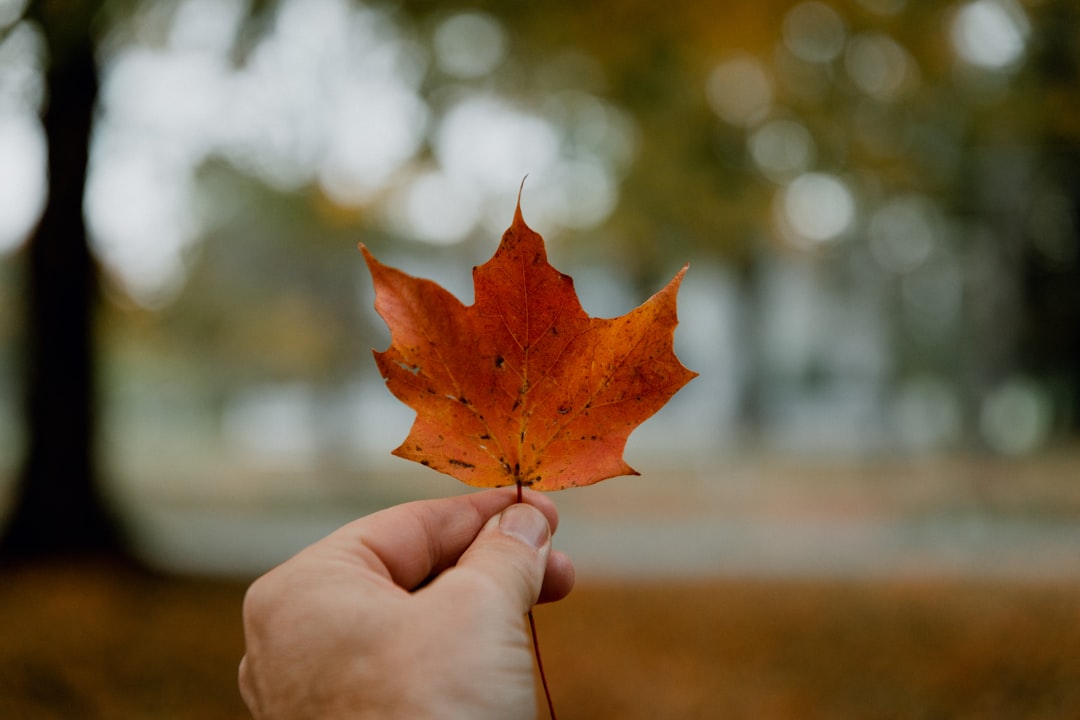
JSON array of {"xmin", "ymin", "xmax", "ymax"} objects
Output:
[
  {"xmin": 517, "ymin": 479, "xmax": 556, "ymax": 720},
  {"xmin": 529, "ymin": 608, "xmax": 556, "ymax": 720}
]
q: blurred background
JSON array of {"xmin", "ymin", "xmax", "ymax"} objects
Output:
[{"xmin": 1, "ymin": 0, "xmax": 1079, "ymax": 717}]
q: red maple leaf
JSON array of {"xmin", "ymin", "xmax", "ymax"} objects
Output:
[{"xmin": 361, "ymin": 197, "xmax": 696, "ymax": 491}]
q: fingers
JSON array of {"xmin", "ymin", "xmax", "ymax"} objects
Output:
[
  {"xmin": 539, "ymin": 549, "xmax": 576, "ymax": 603},
  {"xmin": 319, "ymin": 488, "xmax": 564, "ymax": 592},
  {"xmin": 447, "ymin": 503, "xmax": 553, "ymax": 611}
]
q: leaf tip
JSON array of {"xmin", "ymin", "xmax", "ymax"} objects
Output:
[
  {"xmin": 514, "ymin": 175, "xmax": 528, "ymax": 226},
  {"xmin": 360, "ymin": 244, "xmax": 395, "ymax": 284}
]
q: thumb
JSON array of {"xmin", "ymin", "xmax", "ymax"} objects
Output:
[{"xmin": 451, "ymin": 502, "xmax": 552, "ymax": 612}]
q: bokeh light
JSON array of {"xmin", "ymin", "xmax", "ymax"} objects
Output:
[
  {"xmin": 386, "ymin": 170, "xmax": 481, "ymax": 246},
  {"xmin": 432, "ymin": 11, "xmax": 507, "ymax": 79},
  {"xmin": 951, "ymin": 0, "xmax": 1029, "ymax": 71},
  {"xmin": 0, "ymin": 0, "xmax": 27, "ymax": 28},
  {"xmin": 845, "ymin": 32, "xmax": 920, "ymax": 102},
  {"xmin": 0, "ymin": 112, "xmax": 45, "ymax": 254},
  {"xmin": 315, "ymin": 80, "xmax": 428, "ymax": 206},
  {"xmin": 867, "ymin": 194, "xmax": 938, "ymax": 274},
  {"xmin": 777, "ymin": 172, "xmax": 856, "ymax": 246},
  {"xmin": 84, "ymin": 140, "xmax": 197, "ymax": 306},
  {"xmin": 748, "ymin": 117, "xmax": 816, "ymax": 183},
  {"xmin": 980, "ymin": 377, "xmax": 1052, "ymax": 455},
  {"xmin": 0, "ymin": 16, "xmax": 45, "ymax": 255},
  {"xmin": 706, "ymin": 54, "xmax": 773, "ymax": 127},
  {"xmin": 435, "ymin": 95, "xmax": 560, "ymax": 197},
  {"xmin": 782, "ymin": 1, "xmax": 846, "ymax": 64},
  {"xmin": 0, "ymin": 17, "xmax": 43, "ymax": 111}
]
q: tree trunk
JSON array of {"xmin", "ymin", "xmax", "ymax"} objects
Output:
[{"xmin": 1, "ymin": 5, "xmax": 127, "ymax": 560}]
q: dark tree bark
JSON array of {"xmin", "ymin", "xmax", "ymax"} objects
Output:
[
  {"xmin": 1, "ymin": 3, "xmax": 127, "ymax": 560},
  {"xmin": 1023, "ymin": 3, "xmax": 1080, "ymax": 434}
]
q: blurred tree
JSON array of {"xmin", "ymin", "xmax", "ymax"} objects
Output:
[
  {"xmin": 1020, "ymin": 1, "xmax": 1080, "ymax": 433},
  {"xmin": 0, "ymin": 0, "xmax": 128, "ymax": 560},
  {"xmin": 0, "ymin": 0, "xmax": 289, "ymax": 560}
]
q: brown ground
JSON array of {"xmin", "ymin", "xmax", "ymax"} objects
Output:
[{"xmin": 2, "ymin": 559, "xmax": 1079, "ymax": 719}]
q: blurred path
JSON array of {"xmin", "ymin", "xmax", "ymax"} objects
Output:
[
  {"xmin": 124, "ymin": 452, "xmax": 1080, "ymax": 580},
  {"xmin": 556, "ymin": 453, "xmax": 1080, "ymax": 580}
]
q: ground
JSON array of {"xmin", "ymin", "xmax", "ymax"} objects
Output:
[{"xmin": 2, "ymin": 559, "xmax": 1079, "ymax": 719}]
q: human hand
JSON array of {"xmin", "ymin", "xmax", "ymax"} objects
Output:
[{"xmin": 238, "ymin": 488, "xmax": 575, "ymax": 720}]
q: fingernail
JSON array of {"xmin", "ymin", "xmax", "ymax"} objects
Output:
[{"xmin": 498, "ymin": 504, "xmax": 550, "ymax": 550}]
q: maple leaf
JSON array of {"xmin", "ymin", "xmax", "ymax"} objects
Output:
[{"xmin": 361, "ymin": 198, "xmax": 697, "ymax": 491}]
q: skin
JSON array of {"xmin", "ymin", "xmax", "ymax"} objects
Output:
[{"xmin": 239, "ymin": 488, "xmax": 575, "ymax": 720}]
